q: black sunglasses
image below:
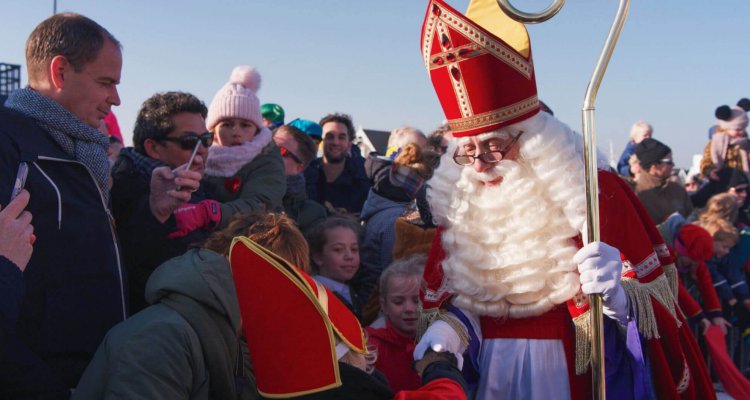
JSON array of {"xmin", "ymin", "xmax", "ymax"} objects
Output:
[
  {"xmin": 279, "ymin": 146, "xmax": 303, "ymax": 165},
  {"xmin": 453, "ymin": 131, "xmax": 524, "ymax": 166},
  {"xmin": 160, "ymin": 131, "xmax": 214, "ymax": 150}
]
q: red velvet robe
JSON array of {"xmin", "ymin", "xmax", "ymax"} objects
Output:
[{"xmin": 421, "ymin": 170, "xmax": 715, "ymax": 399}]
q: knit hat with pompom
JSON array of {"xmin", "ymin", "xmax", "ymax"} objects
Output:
[
  {"xmin": 715, "ymin": 98, "xmax": 750, "ymax": 131},
  {"xmin": 206, "ymin": 65, "xmax": 263, "ymax": 131}
]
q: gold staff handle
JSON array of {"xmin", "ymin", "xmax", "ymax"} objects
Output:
[
  {"xmin": 496, "ymin": 1, "xmax": 631, "ymax": 399},
  {"xmin": 495, "ymin": 0, "xmax": 565, "ymax": 23}
]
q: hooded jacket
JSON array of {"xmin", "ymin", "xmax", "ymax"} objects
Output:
[
  {"xmin": 73, "ymin": 249, "xmax": 256, "ymax": 400},
  {"xmin": 366, "ymin": 322, "xmax": 421, "ymax": 392}
]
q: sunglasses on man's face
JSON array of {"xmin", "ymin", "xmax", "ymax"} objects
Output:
[
  {"xmin": 160, "ymin": 131, "xmax": 214, "ymax": 150},
  {"xmin": 279, "ymin": 146, "xmax": 303, "ymax": 165},
  {"xmin": 657, "ymin": 158, "xmax": 674, "ymax": 166}
]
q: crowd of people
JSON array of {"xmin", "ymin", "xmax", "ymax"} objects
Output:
[{"xmin": 1, "ymin": 2, "xmax": 748, "ymax": 399}]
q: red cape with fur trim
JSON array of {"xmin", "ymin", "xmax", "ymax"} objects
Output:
[{"xmin": 421, "ymin": 170, "xmax": 714, "ymax": 399}]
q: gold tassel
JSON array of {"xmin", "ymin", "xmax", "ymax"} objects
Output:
[
  {"xmin": 439, "ymin": 312, "xmax": 471, "ymax": 350},
  {"xmin": 416, "ymin": 306, "xmax": 471, "ymax": 351},
  {"xmin": 622, "ymin": 274, "xmax": 681, "ymax": 340},
  {"xmin": 417, "ymin": 306, "xmax": 440, "ymax": 343},
  {"xmin": 662, "ymin": 263, "xmax": 679, "ymax": 297},
  {"xmin": 573, "ymin": 310, "xmax": 592, "ymax": 375}
]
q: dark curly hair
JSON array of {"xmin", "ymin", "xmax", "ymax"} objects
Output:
[
  {"xmin": 133, "ymin": 91, "xmax": 208, "ymax": 154},
  {"xmin": 319, "ymin": 113, "xmax": 356, "ymax": 141}
]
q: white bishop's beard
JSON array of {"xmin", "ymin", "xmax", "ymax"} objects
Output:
[{"xmin": 427, "ymin": 113, "xmax": 588, "ymax": 319}]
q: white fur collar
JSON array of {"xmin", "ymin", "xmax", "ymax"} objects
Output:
[{"xmin": 205, "ymin": 127, "xmax": 273, "ymax": 177}]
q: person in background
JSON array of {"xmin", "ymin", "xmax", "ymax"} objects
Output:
[
  {"xmin": 96, "ymin": 118, "xmax": 123, "ymax": 168},
  {"xmin": 305, "ymin": 113, "xmax": 371, "ymax": 214},
  {"xmin": 289, "ymin": 118, "xmax": 323, "ymax": 148},
  {"xmin": 308, "ymin": 216, "xmax": 368, "ymax": 317},
  {"xmin": 360, "ymin": 143, "xmax": 434, "ymax": 287},
  {"xmin": 671, "ymin": 223, "xmax": 732, "ymax": 335},
  {"xmin": 0, "ymin": 13, "xmax": 199, "ymax": 397},
  {"xmin": 384, "ymin": 126, "xmax": 426, "ymax": 159},
  {"xmin": 261, "ymin": 103, "xmax": 285, "ymax": 130},
  {"xmin": 426, "ymin": 124, "xmax": 451, "ymax": 156},
  {"xmin": 366, "ymin": 254, "xmax": 426, "ymax": 392},
  {"xmin": 273, "ymin": 125, "xmax": 326, "ymax": 233},
  {"xmin": 703, "ymin": 218, "xmax": 750, "ymax": 309},
  {"xmin": 617, "ymin": 121, "xmax": 653, "ymax": 177},
  {"xmin": 200, "ymin": 66, "xmax": 286, "ymax": 231},
  {"xmin": 633, "ymin": 138, "xmax": 693, "ymax": 224},
  {"xmin": 102, "ymin": 111, "xmax": 123, "ymax": 143},
  {"xmin": 700, "ymin": 99, "xmax": 750, "ymax": 181},
  {"xmin": 690, "ymin": 167, "xmax": 748, "ymax": 211}
]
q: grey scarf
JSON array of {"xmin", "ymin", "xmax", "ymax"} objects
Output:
[{"xmin": 5, "ymin": 88, "xmax": 111, "ymax": 203}]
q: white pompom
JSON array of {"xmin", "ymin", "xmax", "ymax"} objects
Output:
[{"xmin": 229, "ymin": 65, "xmax": 261, "ymax": 93}]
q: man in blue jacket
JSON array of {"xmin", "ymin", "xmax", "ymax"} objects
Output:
[
  {"xmin": 304, "ymin": 113, "xmax": 371, "ymax": 214},
  {"xmin": 0, "ymin": 13, "xmax": 201, "ymax": 399}
]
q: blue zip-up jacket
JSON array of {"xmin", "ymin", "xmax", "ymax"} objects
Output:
[{"xmin": 0, "ymin": 106, "xmax": 127, "ymax": 399}]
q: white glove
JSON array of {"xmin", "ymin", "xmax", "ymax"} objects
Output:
[
  {"xmin": 574, "ymin": 241, "xmax": 629, "ymax": 324},
  {"xmin": 413, "ymin": 319, "xmax": 466, "ymax": 370}
]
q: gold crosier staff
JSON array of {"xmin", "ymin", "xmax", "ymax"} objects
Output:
[{"xmin": 495, "ymin": 0, "xmax": 631, "ymax": 399}]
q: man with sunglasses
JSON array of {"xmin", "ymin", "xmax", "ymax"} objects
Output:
[
  {"xmin": 111, "ymin": 91, "xmax": 217, "ymax": 313},
  {"xmin": 633, "ymin": 138, "xmax": 693, "ymax": 225},
  {"xmin": 273, "ymin": 125, "xmax": 326, "ymax": 233}
]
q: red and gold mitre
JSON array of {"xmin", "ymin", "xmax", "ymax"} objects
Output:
[
  {"xmin": 229, "ymin": 237, "xmax": 366, "ymax": 398},
  {"xmin": 422, "ymin": 0, "xmax": 540, "ymax": 137}
]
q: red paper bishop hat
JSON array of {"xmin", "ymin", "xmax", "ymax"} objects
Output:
[
  {"xmin": 422, "ymin": 0, "xmax": 540, "ymax": 137},
  {"xmin": 229, "ymin": 237, "xmax": 367, "ymax": 398}
]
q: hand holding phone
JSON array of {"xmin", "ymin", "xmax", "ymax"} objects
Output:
[
  {"xmin": 175, "ymin": 141, "xmax": 201, "ymax": 191},
  {"xmin": 11, "ymin": 162, "xmax": 29, "ymax": 200}
]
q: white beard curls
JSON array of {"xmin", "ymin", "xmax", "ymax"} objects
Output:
[{"xmin": 427, "ymin": 112, "xmax": 590, "ymax": 319}]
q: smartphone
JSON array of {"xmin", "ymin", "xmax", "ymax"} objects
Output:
[
  {"xmin": 10, "ymin": 162, "xmax": 29, "ymax": 200},
  {"xmin": 175, "ymin": 141, "xmax": 201, "ymax": 192},
  {"xmin": 183, "ymin": 140, "xmax": 201, "ymax": 172}
]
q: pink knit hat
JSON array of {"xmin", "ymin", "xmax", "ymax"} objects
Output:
[
  {"xmin": 716, "ymin": 98, "xmax": 750, "ymax": 131},
  {"xmin": 206, "ymin": 66, "xmax": 263, "ymax": 131}
]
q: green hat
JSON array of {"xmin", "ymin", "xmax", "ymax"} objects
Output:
[{"xmin": 261, "ymin": 103, "xmax": 285, "ymax": 124}]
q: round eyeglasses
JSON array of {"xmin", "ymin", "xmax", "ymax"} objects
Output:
[{"xmin": 452, "ymin": 131, "xmax": 524, "ymax": 166}]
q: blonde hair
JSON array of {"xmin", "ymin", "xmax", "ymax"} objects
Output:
[
  {"xmin": 703, "ymin": 218, "xmax": 739, "ymax": 246},
  {"xmin": 629, "ymin": 121, "xmax": 653, "ymax": 142},
  {"xmin": 698, "ymin": 193, "xmax": 739, "ymax": 226},
  {"xmin": 379, "ymin": 254, "xmax": 426, "ymax": 299},
  {"xmin": 387, "ymin": 126, "xmax": 425, "ymax": 150}
]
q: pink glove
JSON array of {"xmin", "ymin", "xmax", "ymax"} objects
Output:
[{"xmin": 167, "ymin": 200, "xmax": 221, "ymax": 239}]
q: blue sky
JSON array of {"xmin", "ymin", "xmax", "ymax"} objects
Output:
[{"xmin": 1, "ymin": 0, "xmax": 748, "ymax": 169}]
